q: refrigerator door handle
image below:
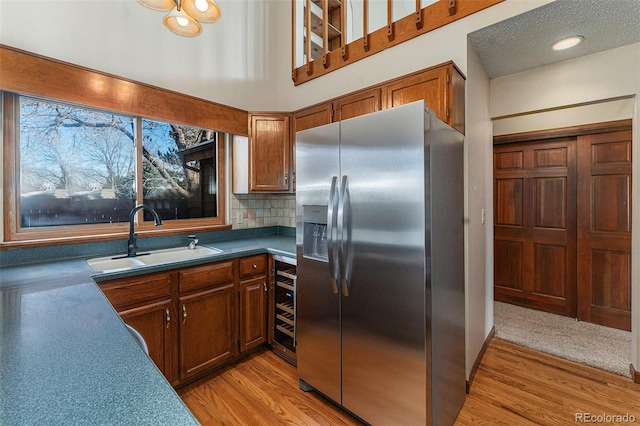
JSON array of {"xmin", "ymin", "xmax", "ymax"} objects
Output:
[
  {"xmin": 327, "ymin": 176, "xmax": 339, "ymax": 294},
  {"xmin": 338, "ymin": 175, "xmax": 353, "ymax": 297}
]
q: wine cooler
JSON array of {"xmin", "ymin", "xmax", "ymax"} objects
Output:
[{"xmin": 272, "ymin": 255, "xmax": 297, "ymax": 365}]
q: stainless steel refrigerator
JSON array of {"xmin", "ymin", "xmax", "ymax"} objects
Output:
[{"xmin": 295, "ymin": 101, "xmax": 465, "ymax": 425}]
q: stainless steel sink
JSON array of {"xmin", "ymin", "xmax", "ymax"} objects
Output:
[{"xmin": 87, "ymin": 245, "xmax": 222, "ymax": 271}]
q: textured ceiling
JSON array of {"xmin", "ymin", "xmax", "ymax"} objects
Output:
[{"xmin": 468, "ymin": 0, "xmax": 640, "ymax": 79}]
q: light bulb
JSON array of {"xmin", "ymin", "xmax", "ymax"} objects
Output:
[
  {"xmin": 551, "ymin": 36, "xmax": 584, "ymax": 51},
  {"xmin": 164, "ymin": 6, "xmax": 202, "ymax": 36},
  {"xmin": 195, "ymin": 0, "xmax": 209, "ymax": 12}
]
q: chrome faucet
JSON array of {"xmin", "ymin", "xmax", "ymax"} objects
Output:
[
  {"xmin": 127, "ymin": 205, "xmax": 163, "ymax": 257},
  {"xmin": 187, "ymin": 234, "xmax": 199, "ymax": 250}
]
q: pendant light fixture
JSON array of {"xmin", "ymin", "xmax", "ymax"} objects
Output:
[{"xmin": 137, "ymin": 0, "xmax": 221, "ymax": 37}]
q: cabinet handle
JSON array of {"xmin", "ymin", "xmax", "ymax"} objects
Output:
[
  {"xmin": 165, "ymin": 308, "xmax": 170, "ymax": 328},
  {"xmin": 263, "ymin": 282, "xmax": 267, "ymax": 292},
  {"xmin": 284, "ymin": 173, "xmax": 289, "ymax": 184},
  {"xmin": 182, "ymin": 305, "xmax": 187, "ymax": 322}
]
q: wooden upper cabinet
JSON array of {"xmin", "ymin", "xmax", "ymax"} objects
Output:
[
  {"xmin": 333, "ymin": 88, "xmax": 381, "ymax": 122},
  {"xmin": 292, "ymin": 62, "xmax": 465, "ymax": 134},
  {"xmin": 382, "ymin": 63, "xmax": 465, "ymax": 134},
  {"xmin": 249, "ymin": 114, "xmax": 292, "ymax": 192},
  {"xmin": 294, "ymin": 103, "xmax": 332, "ymax": 133}
]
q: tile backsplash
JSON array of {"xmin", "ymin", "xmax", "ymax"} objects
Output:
[{"xmin": 231, "ymin": 193, "xmax": 295, "ymax": 229}]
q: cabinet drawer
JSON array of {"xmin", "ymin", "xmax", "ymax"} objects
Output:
[
  {"xmin": 100, "ymin": 271, "xmax": 173, "ymax": 310},
  {"xmin": 239, "ymin": 255, "xmax": 267, "ymax": 279},
  {"xmin": 179, "ymin": 260, "xmax": 235, "ymax": 294}
]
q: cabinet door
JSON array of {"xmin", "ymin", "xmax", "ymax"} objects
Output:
[
  {"xmin": 249, "ymin": 114, "xmax": 291, "ymax": 192},
  {"xmin": 100, "ymin": 271, "xmax": 173, "ymax": 311},
  {"xmin": 333, "ymin": 88, "xmax": 381, "ymax": 122},
  {"xmin": 120, "ymin": 299, "xmax": 177, "ymax": 384},
  {"xmin": 382, "ymin": 64, "xmax": 464, "ymax": 133},
  {"xmin": 294, "ymin": 103, "xmax": 332, "ymax": 132},
  {"xmin": 239, "ymin": 276, "xmax": 268, "ymax": 352},
  {"xmin": 239, "ymin": 254, "xmax": 267, "ymax": 279},
  {"xmin": 179, "ymin": 282, "xmax": 236, "ymax": 381}
]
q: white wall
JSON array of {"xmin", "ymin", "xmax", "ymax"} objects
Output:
[
  {"xmin": 490, "ymin": 44, "xmax": 639, "ymax": 119},
  {"xmin": 0, "ymin": 0, "xmax": 278, "ymax": 111},
  {"xmin": 464, "ymin": 38, "xmax": 493, "ymax": 379},
  {"xmin": 493, "ymin": 98, "xmax": 634, "ymax": 136},
  {"xmin": 489, "ymin": 42, "xmax": 640, "ymax": 372}
]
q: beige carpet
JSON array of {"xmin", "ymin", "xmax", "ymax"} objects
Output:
[{"xmin": 494, "ymin": 301, "xmax": 631, "ymax": 377}]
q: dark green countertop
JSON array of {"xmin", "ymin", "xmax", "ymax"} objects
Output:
[{"xmin": 0, "ymin": 232, "xmax": 295, "ymax": 425}]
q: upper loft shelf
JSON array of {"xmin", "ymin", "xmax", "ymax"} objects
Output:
[
  {"xmin": 308, "ymin": 5, "xmax": 342, "ymax": 41},
  {"xmin": 312, "ymin": 0, "xmax": 341, "ymax": 12},
  {"xmin": 293, "ymin": 0, "xmax": 504, "ymax": 85}
]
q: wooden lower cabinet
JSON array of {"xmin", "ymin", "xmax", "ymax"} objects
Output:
[
  {"xmin": 239, "ymin": 255, "xmax": 268, "ymax": 352},
  {"xmin": 239, "ymin": 276, "xmax": 268, "ymax": 351},
  {"xmin": 99, "ymin": 254, "xmax": 272, "ymax": 386},
  {"xmin": 178, "ymin": 282, "xmax": 236, "ymax": 381},
  {"xmin": 99, "ymin": 271, "xmax": 178, "ymax": 383},
  {"xmin": 119, "ymin": 299, "xmax": 177, "ymax": 384}
]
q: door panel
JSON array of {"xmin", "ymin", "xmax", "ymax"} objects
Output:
[
  {"xmin": 534, "ymin": 177, "xmax": 567, "ymax": 228},
  {"xmin": 495, "ymin": 178, "xmax": 524, "ymax": 226},
  {"xmin": 239, "ymin": 276, "xmax": 267, "ymax": 352},
  {"xmin": 382, "ymin": 67, "xmax": 447, "ymax": 122},
  {"xmin": 592, "ymin": 175, "xmax": 631, "ymax": 232},
  {"xmin": 294, "ymin": 103, "xmax": 332, "ymax": 132},
  {"xmin": 120, "ymin": 299, "xmax": 174, "ymax": 381},
  {"xmin": 577, "ymin": 130, "xmax": 632, "ymax": 330},
  {"xmin": 533, "ymin": 244, "xmax": 566, "ymax": 298},
  {"xmin": 494, "ymin": 240, "xmax": 523, "ymax": 291},
  {"xmin": 250, "ymin": 114, "xmax": 291, "ymax": 192},
  {"xmin": 333, "ymin": 88, "xmax": 381, "ymax": 122},
  {"xmin": 493, "ymin": 138, "xmax": 577, "ymax": 317},
  {"xmin": 179, "ymin": 283, "xmax": 235, "ymax": 381}
]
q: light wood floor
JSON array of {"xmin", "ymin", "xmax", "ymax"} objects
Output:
[{"xmin": 178, "ymin": 339, "xmax": 640, "ymax": 425}]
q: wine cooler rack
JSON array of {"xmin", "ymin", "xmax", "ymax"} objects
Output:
[{"xmin": 273, "ymin": 255, "xmax": 297, "ymax": 365}]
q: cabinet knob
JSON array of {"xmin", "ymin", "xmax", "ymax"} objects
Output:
[{"xmin": 253, "ymin": 264, "xmax": 257, "ymax": 269}]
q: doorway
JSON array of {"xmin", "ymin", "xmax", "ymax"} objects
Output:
[{"xmin": 493, "ymin": 121, "xmax": 632, "ymax": 331}]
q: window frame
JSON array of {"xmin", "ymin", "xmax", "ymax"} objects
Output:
[{"xmin": 3, "ymin": 92, "xmax": 229, "ymax": 246}]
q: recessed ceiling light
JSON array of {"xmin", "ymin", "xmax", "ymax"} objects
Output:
[{"xmin": 552, "ymin": 36, "xmax": 584, "ymax": 51}]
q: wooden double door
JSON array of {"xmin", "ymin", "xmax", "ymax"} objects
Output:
[{"xmin": 494, "ymin": 126, "xmax": 632, "ymax": 331}]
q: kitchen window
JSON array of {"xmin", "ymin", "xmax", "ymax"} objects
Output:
[
  {"xmin": 141, "ymin": 118, "xmax": 219, "ymax": 221},
  {"xmin": 3, "ymin": 93, "xmax": 226, "ymax": 244}
]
